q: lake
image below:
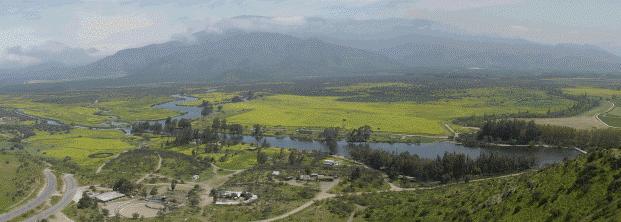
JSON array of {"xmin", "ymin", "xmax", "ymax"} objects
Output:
[{"xmin": 155, "ymin": 95, "xmax": 582, "ymax": 166}]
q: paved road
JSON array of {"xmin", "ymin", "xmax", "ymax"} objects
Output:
[
  {"xmin": 0, "ymin": 169, "xmax": 57, "ymax": 222},
  {"xmin": 25, "ymin": 174, "xmax": 77, "ymax": 222}
]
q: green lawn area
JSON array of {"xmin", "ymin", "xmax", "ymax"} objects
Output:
[
  {"xmin": 222, "ymin": 88, "xmax": 574, "ymax": 135},
  {"xmin": 24, "ymin": 128, "xmax": 137, "ymax": 170},
  {"xmin": 0, "ymin": 95, "xmax": 181, "ymax": 125},
  {"xmin": 0, "ymin": 96, "xmax": 109, "ymax": 126},
  {"xmin": 180, "ymin": 92, "xmax": 240, "ymax": 106},
  {"xmin": 563, "ymin": 86, "xmax": 621, "ymax": 98},
  {"xmin": 0, "ymin": 154, "xmax": 43, "ymax": 214},
  {"xmin": 95, "ymin": 96, "xmax": 180, "ymax": 122}
]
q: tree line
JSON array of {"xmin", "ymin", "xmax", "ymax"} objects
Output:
[
  {"xmin": 348, "ymin": 144, "xmax": 534, "ymax": 183},
  {"xmin": 466, "ymin": 119, "xmax": 621, "ymax": 150}
]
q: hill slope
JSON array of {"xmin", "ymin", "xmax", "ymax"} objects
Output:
[{"xmin": 294, "ymin": 149, "xmax": 621, "ymax": 221}]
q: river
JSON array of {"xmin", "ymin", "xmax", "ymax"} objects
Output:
[{"xmin": 153, "ymin": 95, "xmax": 581, "ymax": 166}]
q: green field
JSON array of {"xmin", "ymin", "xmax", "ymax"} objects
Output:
[
  {"xmin": 222, "ymin": 88, "xmax": 574, "ymax": 135},
  {"xmin": 563, "ymin": 86, "xmax": 621, "ymax": 98},
  {"xmin": 24, "ymin": 128, "xmax": 137, "ymax": 170},
  {"xmin": 180, "ymin": 92, "xmax": 240, "ymax": 106},
  {"xmin": 95, "ymin": 96, "xmax": 180, "ymax": 122},
  {"xmin": 0, "ymin": 95, "xmax": 181, "ymax": 125},
  {"xmin": 0, "ymin": 96, "xmax": 109, "ymax": 126},
  {"xmin": 0, "ymin": 154, "xmax": 43, "ymax": 213}
]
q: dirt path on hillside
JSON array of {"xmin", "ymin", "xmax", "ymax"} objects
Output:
[
  {"xmin": 254, "ymin": 179, "xmax": 340, "ymax": 222},
  {"xmin": 198, "ymin": 164, "xmax": 246, "ymax": 207},
  {"xmin": 136, "ymin": 153, "xmax": 162, "ymax": 184},
  {"xmin": 256, "ymin": 171, "xmax": 528, "ymax": 222}
]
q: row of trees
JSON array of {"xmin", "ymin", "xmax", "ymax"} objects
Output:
[
  {"xmin": 131, "ymin": 117, "xmax": 245, "ymax": 147},
  {"xmin": 348, "ymin": 144, "xmax": 534, "ymax": 183},
  {"xmin": 470, "ymin": 119, "xmax": 621, "ymax": 150}
]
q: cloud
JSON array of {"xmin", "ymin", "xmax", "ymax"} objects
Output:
[
  {"xmin": 0, "ymin": 0, "xmax": 79, "ymax": 19},
  {"xmin": 0, "ymin": 41, "xmax": 101, "ymax": 69},
  {"xmin": 412, "ymin": 0, "xmax": 523, "ymax": 11},
  {"xmin": 77, "ymin": 15, "xmax": 155, "ymax": 44}
]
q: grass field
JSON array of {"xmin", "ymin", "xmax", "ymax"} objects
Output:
[
  {"xmin": 180, "ymin": 92, "xmax": 240, "ymax": 106},
  {"xmin": 24, "ymin": 128, "xmax": 137, "ymax": 170},
  {"xmin": 527, "ymin": 100, "xmax": 612, "ymax": 129},
  {"xmin": 563, "ymin": 86, "xmax": 621, "ymax": 98},
  {"xmin": 222, "ymin": 88, "xmax": 574, "ymax": 135},
  {"xmin": 0, "ymin": 96, "xmax": 109, "ymax": 126},
  {"xmin": 95, "ymin": 96, "xmax": 180, "ymax": 122},
  {"xmin": 0, "ymin": 95, "xmax": 181, "ymax": 125},
  {"xmin": 0, "ymin": 154, "xmax": 43, "ymax": 214}
]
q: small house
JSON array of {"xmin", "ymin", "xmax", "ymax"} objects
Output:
[
  {"xmin": 93, "ymin": 191, "xmax": 125, "ymax": 202},
  {"xmin": 323, "ymin": 160, "xmax": 338, "ymax": 167},
  {"xmin": 298, "ymin": 175, "xmax": 312, "ymax": 181}
]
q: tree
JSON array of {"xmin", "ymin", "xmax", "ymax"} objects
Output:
[
  {"xmin": 350, "ymin": 167, "xmax": 362, "ymax": 180},
  {"xmin": 321, "ymin": 128, "xmax": 339, "ymax": 141},
  {"xmin": 170, "ymin": 179, "xmax": 178, "ymax": 191},
  {"xmin": 228, "ymin": 124, "xmax": 244, "ymax": 135},
  {"xmin": 347, "ymin": 125, "xmax": 372, "ymax": 143},
  {"xmin": 257, "ymin": 150, "xmax": 268, "ymax": 165},
  {"xmin": 77, "ymin": 191, "xmax": 96, "ymax": 209},
  {"xmin": 201, "ymin": 104, "xmax": 213, "ymax": 117},
  {"xmin": 113, "ymin": 178, "xmax": 135, "ymax": 195},
  {"xmin": 252, "ymin": 124, "xmax": 264, "ymax": 144}
]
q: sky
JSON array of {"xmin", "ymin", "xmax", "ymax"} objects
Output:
[{"xmin": 1, "ymin": 0, "xmax": 620, "ymax": 68}]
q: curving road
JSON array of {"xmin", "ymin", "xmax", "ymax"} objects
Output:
[
  {"xmin": 0, "ymin": 169, "xmax": 57, "ymax": 222},
  {"xmin": 25, "ymin": 174, "xmax": 77, "ymax": 222}
]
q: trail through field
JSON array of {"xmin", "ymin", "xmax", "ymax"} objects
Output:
[
  {"xmin": 25, "ymin": 174, "xmax": 77, "ymax": 222},
  {"xmin": 528, "ymin": 101, "xmax": 614, "ymax": 129},
  {"xmin": 443, "ymin": 123, "xmax": 458, "ymax": 138},
  {"xmin": 254, "ymin": 179, "xmax": 340, "ymax": 222},
  {"xmin": 0, "ymin": 169, "xmax": 56, "ymax": 222},
  {"xmin": 95, "ymin": 151, "xmax": 127, "ymax": 174},
  {"xmin": 136, "ymin": 153, "xmax": 162, "ymax": 184},
  {"xmin": 347, "ymin": 205, "xmax": 365, "ymax": 222},
  {"xmin": 594, "ymin": 101, "xmax": 619, "ymax": 128},
  {"xmin": 198, "ymin": 164, "xmax": 246, "ymax": 207}
]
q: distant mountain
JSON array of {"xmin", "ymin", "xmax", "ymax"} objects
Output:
[
  {"xmin": 127, "ymin": 32, "xmax": 405, "ymax": 82},
  {"xmin": 377, "ymin": 35, "xmax": 621, "ymax": 72},
  {"xmin": 3, "ymin": 26, "xmax": 621, "ymax": 85}
]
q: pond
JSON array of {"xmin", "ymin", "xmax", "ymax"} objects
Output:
[{"xmin": 156, "ymin": 95, "xmax": 582, "ymax": 166}]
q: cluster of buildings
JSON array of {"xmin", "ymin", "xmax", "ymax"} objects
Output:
[{"xmin": 214, "ymin": 191, "xmax": 258, "ymax": 205}]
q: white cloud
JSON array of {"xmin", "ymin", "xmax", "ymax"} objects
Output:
[
  {"xmin": 0, "ymin": 41, "xmax": 101, "ymax": 69},
  {"xmin": 413, "ymin": 0, "xmax": 522, "ymax": 11},
  {"xmin": 77, "ymin": 14, "xmax": 155, "ymax": 44}
]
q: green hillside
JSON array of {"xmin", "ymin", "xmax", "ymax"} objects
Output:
[{"xmin": 290, "ymin": 149, "xmax": 621, "ymax": 222}]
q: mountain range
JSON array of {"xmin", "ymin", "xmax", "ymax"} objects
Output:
[{"xmin": 1, "ymin": 22, "xmax": 621, "ymax": 85}]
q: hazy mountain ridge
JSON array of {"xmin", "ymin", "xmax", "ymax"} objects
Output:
[{"xmin": 2, "ymin": 18, "xmax": 621, "ymax": 85}]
